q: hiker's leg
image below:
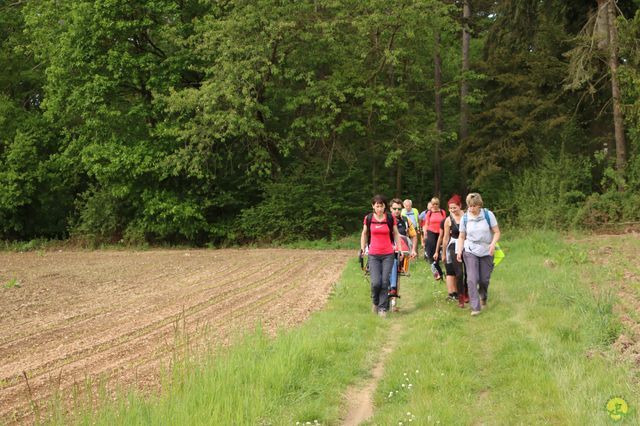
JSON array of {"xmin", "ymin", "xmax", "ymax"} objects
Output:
[
  {"xmin": 426, "ymin": 231, "xmax": 437, "ymax": 259},
  {"xmin": 389, "ymin": 256, "xmax": 398, "ymax": 289},
  {"xmin": 444, "ymin": 261, "xmax": 457, "ymax": 295},
  {"xmin": 463, "ymin": 252, "xmax": 482, "ymax": 312},
  {"xmin": 478, "ymin": 255, "xmax": 495, "ymax": 303},
  {"xmin": 379, "ymin": 253, "xmax": 394, "ymax": 311},
  {"xmin": 368, "ymin": 254, "xmax": 383, "ymax": 308},
  {"xmin": 449, "ymin": 244, "xmax": 465, "ymax": 298}
]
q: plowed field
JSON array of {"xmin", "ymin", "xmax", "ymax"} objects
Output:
[{"xmin": 0, "ymin": 248, "xmax": 350, "ymax": 424}]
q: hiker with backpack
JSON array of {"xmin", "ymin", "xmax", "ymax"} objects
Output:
[
  {"xmin": 360, "ymin": 195, "xmax": 404, "ymax": 317},
  {"xmin": 440, "ymin": 194, "xmax": 468, "ymax": 307},
  {"xmin": 392, "ymin": 198, "xmax": 418, "ymax": 265},
  {"xmin": 418, "ymin": 201, "xmax": 431, "ymax": 260},
  {"xmin": 456, "ymin": 192, "xmax": 501, "ymax": 316},
  {"xmin": 386, "ymin": 199, "xmax": 417, "ymax": 310},
  {"xmin": 423, "ymin": 197, "xmax": 446, "ymax": 281},
  {"xmin": 401, "ymin": 199, "xmax": 420, "ymax": 244}
]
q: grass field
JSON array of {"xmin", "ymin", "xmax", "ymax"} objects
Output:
[{"xmin": 41, "ymin": 231, "xmax": 639, "ymax": 425}]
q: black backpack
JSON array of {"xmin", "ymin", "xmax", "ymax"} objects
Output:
[
  {"xmin": 396, "ymin": 216, "xmax": 408, "ymax": 236},
  {"xmin": 365, "ymin": 212, "xmax": 394, "ymax": 245}
]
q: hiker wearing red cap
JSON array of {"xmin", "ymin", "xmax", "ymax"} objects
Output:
[{"xmin": 441, "ymin": 195, "xmax": 467, "ymax": 307}]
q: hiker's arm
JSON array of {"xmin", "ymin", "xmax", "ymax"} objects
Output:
[
  {"xmin": 433, "ymin": 231, "xmax": 443, "ymax": 261},
  {"xmin": 360, "ymin": 224, "xmax": 368, "ymax": 254},
  {"xmin": 456, "ymin": 231, "xmax": 465, "ymax": 263},
  {"xmin": 393, "ymin": 225, "xmax": 404, "ymax": 259},
  {"xmin": 410, "ymin": 234, "xmax": 417, "ymax": 258},
  {"xmin": 442, "ymin": 218, "xmax": 451, "ymax": 263},
  {"xmin": 489, "ymin": 225, "xmax": 500, "ymax": 256}
]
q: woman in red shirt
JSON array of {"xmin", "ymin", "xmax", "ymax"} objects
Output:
[
  {"xmin": 423, "ymin": 197, "xmax": 447, "ymax": 280},
  {"xmin": 360, "ymin": 195, "xmax": 402, "ymax": 317}
]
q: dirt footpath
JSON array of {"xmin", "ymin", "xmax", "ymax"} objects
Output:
[{"xmin": 0, "ymin": 248, "xmax": 350, "ymax": 423}]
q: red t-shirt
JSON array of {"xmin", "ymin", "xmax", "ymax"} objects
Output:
[
  {"xmin": 424, "ymin": 210, "xmax": 447, "ymax": 234},
  {"xmin": 364, "ymin": 214, "xmax": 397, "ymax": 255}
]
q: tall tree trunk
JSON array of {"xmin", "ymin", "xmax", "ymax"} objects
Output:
[
  {"xmin": 460, "ymin": 0, "xmax": 471, "ymax": 142},
  {"xmin": 368, "ymin": 109, "xmax": 378, "ymax": 193},
  {"xmin": 434, "ymin": 31, "xmax": 444, "ymax": 197},
  {"xmin": 459, "ymin": 0, "xmax": 471, "ymax": 194},
  {"xmin": 396, "ymin": 155, "xmax": 402, "ymax": 197},
  {"xmin": 605, "ymin": 0, "xmax": 626, "ymax": 188}
]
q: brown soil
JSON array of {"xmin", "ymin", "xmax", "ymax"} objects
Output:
[
  {"xmin": 0, "ymin": 248, "xmax": 350, "ymax": 424},
  {"xmin": 341, "ymin": 322, "xmax": 401, "ymax": 426},
  {"xmin": 578, "ymin": 233, "xmax": 640, "ymax": 370}
]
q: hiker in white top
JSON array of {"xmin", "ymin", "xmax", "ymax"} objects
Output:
[{"xmin": 456, "ymin": 193, "xmax": 501, "ymax": 316}]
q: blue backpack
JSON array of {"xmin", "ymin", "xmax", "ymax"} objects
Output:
[{"xmin": 462, "ymin": 208, "xmax": 493, "ymax": 230}]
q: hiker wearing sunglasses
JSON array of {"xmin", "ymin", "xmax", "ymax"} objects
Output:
[
  {"xmin": 360, "ymin": 195, "xmax": 403, "ymax": 317},
  {"xmin": 391, "ymin": 199, "xmax": 418, "ymax": 260},
  {"xmin": 456, "ymin": 192, "xmax": 501, "ymax": 316}
]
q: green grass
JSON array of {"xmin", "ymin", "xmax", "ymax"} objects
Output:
[
  {"xmin": 277, "ymin": 234, "xmax": 360, "ymax": 250},
  {"xmin": 3, "ymin": 278, "xmax": 21, "ymax": 289},
  {"xmin": 369, "ymin": 231, "xmax": 638, "ymax": 425},
  {"xmin": 1, "ymin": 233, "xmax": 361, "ymax": 252},
  {"xmin": 45, "ymin": 231, "xmax": 639, "ymax": 425}
]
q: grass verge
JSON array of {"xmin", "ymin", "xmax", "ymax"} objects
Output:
[
  {"xmin": 47, "ymin": 257, "xmax": 388, "ymax": 425},
  {"xmin": 45, "ymin": 231, "xmax": 638, "ymax": 425},
  {"xmin": 370, "ymin": 231, "xmax": 638, "ymax": 425}
]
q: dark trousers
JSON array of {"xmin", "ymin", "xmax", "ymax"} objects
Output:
[
  {"xmin": 426, "ymin": 230, "xmax": 443, "ymax": 277},
  {"xmin": 446, "ymin": 244, "xmax": 465, "ymax": 295},
  {"xmin": 369, "ymin": 253, "xmax": 395, "ymax": 312},
  {"xmin": 463, "ymin": 251, "xmax": 494, "ymax": 311}
]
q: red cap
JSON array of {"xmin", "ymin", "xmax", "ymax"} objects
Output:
[{"xmin": 447, "ymin": 194, "xmax": 462, "ymax": 207}]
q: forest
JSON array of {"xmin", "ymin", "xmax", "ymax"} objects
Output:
[{"xmin": 1, "ymin": 0, "xmax": 639, "ymax": 245}]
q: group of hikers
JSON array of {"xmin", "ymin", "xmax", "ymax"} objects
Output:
[{"xmin": 359, "ymin": 193, "xmax": 501, "ymax": 318}]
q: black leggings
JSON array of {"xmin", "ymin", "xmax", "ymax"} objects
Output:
[
  {"xmin": 445, "ymin": 244, "xmax": 466, "ymax": 295},
  {"xmin": 426, "ymin": 230, "xmax": 443, "ymax": 277}
]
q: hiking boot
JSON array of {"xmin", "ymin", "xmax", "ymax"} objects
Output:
[
  {"xmin": 470, "ymin": 310, "xmax": 481, "ymax": 316},
  {"xmin": 464, "ymin": 294, "xmax": 470, "ymax": 303},
  {"xmin": 481, "ymin": 299, "xmax": 487, "ymax": 306},
  {"xmin": 388, "ymin": 288, "xmax": 397, "ymax": 297},
  {"xmin": 378, "ymin": 309, "xmax": 387, "ymax": 318}
]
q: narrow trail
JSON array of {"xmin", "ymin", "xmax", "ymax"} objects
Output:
[{"xmin": 341, "ymin": 321, "xmax": 402, "ymax": 426}]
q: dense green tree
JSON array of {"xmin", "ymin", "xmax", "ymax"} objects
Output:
[{"xmin": 0, "ymin": 0, "xmax": 638, "ymax": 243}]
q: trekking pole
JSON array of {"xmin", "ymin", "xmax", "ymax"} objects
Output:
[{"xmin": 359, "ymin": 250, "xmax": 370, "ymax": 283}]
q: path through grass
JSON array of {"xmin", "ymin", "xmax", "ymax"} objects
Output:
[{"xmin": 48, "ymin": 231, "xmax": 638, "ymax": 425}]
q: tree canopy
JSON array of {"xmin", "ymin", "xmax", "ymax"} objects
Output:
[{"xmin": 1, "ymin": 0, "xmax": 639, "ymax": 244}]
